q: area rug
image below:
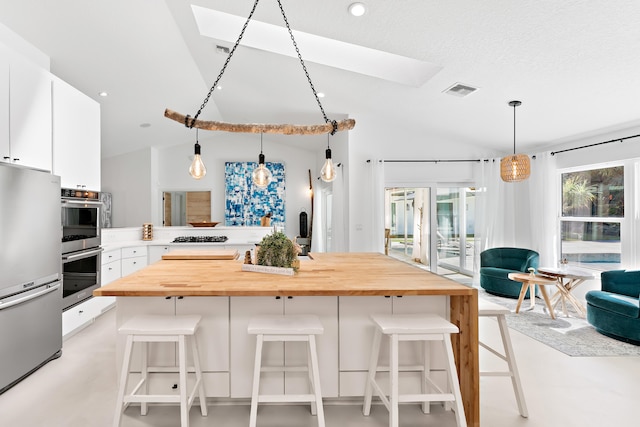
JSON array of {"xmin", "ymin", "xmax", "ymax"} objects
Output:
[{"xmin": 477, "ymin": 289, "xmax": 640, "ymax": 357}]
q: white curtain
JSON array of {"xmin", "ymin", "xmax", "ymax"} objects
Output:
[
  {"xmin": 331, "ymin": 164, "xmax": 347, "ymax": 252},
  {"xmin": 474, "ymin": 153, "xmax": 559, "ymax": 284},
  {"xmin": 310, "ymin": 164, "xmax": 348, "ymax": 253},
  {"xmin": 311, "ymin": 179, "xmax": 326, "ymax": 253},
  {"xmin": 529, "ymin": 152, "xmax": 559, "ymax": 267},
  {"xmin": 473, "ymin": 158, "xmax": 523, "ymax": 284}
]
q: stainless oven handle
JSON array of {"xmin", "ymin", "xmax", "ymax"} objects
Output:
[
  {"xmin": 61, "ymin": 199, "xmax": 103, "ymax": 207},
  {"xmin": 0, "ymin": 282, "xmax": 61, "ymax": 311},
  {"xmin": 62, "ymin": 247, "xmax": 104, "ymax": 262}
]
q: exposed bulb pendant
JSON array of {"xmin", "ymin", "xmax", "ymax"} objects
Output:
[
  {"xmin": 252, "ymin": 133, "xmax": 272, "ymax": 188},
  {"xmin": 320, "ymin": 133, "xmax": 337, "ymax": 182},
  {"xmin": 189, "ymin": 129, "xmax": 207, "ymax": 180},
  {"xmin": 500, "ymin": 100, "xmax": 530, "ymax": 182}
]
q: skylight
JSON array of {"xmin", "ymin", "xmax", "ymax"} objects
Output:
[{"xmin": 191, "ymin": 5, "xmax": 442, "ymax": 87}]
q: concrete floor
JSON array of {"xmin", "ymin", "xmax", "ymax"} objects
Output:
[{"xmin": 1, "ymin": 302, "xmax": 639, "ymax": 426}]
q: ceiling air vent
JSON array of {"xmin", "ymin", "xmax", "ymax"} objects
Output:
[
  {"xmin": 444, "ymin": 83, "xmax": 478, "ymax": 97},
  {"xmin": 215, "ymin": 45, "xmax": 230, "ymax": 54}
]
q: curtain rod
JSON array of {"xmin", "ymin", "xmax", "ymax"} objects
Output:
[
  {"xmin": 366, "ymin": 159, "xmax": 482, "ymax": 163},
  {"xmin": 551, "ymin": 133, "xmax": 640, "ymax": 156}
]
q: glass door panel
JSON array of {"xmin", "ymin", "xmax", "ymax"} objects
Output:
[
  {"xmin": 385, "ymin": 188, "xmax": 430, "ymax": 268},
  {"xmin": 436, "ymin": 186, "xmax": 475, "ymax": 275},
  {"xmin": 437, "ymin": 188, "xmax": 460, "ymax": 271}
]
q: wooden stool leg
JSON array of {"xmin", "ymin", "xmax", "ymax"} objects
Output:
[
  {"xmin": 249, "ymin": 335, "xmax": 264, "ymax": 427},
  {"xmin": 443, "ymin": 335, "xmax": 467, "ymax": 427},
  {"xmin": 363, "ymin": 328, "xmax": 382, "ymax": 416},
  {"xmin": 389, "ymin": 333, "xmax": 399, "ymax": 427},
  {"xmin": 113, "ymin": 335, "xmax": 134, "ymax": 427},
  {"xmin": 309, "ymin": 335, "xmax": 325, "ymax": 427},
  {"xmin": 178, "ymin": 335, "xmax": 189, "ymax": 427},
  {"xmin": 497, "ymin": 315, "xmax": 528, "ymax": 418},
  {"xmin": 190, "ymin": 335, "xmax": 208, "ymax": 416}
]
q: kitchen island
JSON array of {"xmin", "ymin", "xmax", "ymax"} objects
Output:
[{"xmin": 94, "ymin": 252, "xmax": 479, "ymax": 426}]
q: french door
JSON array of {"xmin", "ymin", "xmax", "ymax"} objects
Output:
[{"xmin": 385, "ymin": 186, "xmax": 475, "ymax": 275}]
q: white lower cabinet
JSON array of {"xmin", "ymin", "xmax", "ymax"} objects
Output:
[
  {"xmin": 147, "ymin": 245, "xmax": 171, "ymax": 264},
  {"xmin": 229, "ymin": 296, "xmax": 339, "ymax": 398},
  {"xmin": 121, "ymin": 246, "xmax": 147, "ymax": 276},
  {"xmin": 337, "ymin": 295, "xmax": 447, "ymax": 397},
  {"xmin": 116, "ymin": 296, "xmax": 230, "ymax": 397},
  {"xmin": 62, "ymin": 295, "xmax": 114, "ymax": 338}
]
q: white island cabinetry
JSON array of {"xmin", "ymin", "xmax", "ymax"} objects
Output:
[
  {"xmin": 116, "ymin": 296, "xmax": 230, "ymax": 397},
  {"xmin": 229, "ymin": 296, "xmax": 339, "ymax": 398},
  {"xmin": 52, "ymin": 75, "xmax": 100, "ymax": 190},
  {"xmin": 338, "ymin": 295, "xmax": 448, "ymax": 396}
]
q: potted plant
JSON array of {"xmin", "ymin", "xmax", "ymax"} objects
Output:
[{"xmin": 256, "ymin": 231, "xmax": 300, "ymax": 271}]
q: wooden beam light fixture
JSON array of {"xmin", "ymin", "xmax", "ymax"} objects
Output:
[{"xmin": 164, "ymin": 0, "xmax": 355, "ymax": 137}]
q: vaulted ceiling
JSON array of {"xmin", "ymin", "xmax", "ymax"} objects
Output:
[{"xmin": 1, "ymin": 0, "xmax": 639, "ymax": 158}]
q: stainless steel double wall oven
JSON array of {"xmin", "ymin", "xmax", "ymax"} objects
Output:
[{"xmin": 61, "ymin": 188, "xmax": 103, "ymax": 310}]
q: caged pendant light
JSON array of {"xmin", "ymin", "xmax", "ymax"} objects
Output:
[{"xmin": 500, "ymin": 100, "xmax": 530, "ymax": 182}]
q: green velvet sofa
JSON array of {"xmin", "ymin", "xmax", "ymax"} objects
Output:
[
  {"xmin": 586, "ymin": 270, "xmax": 640, "ymax": 344},
  {"xmin": 479, "ymin": 247, "xmax": 540, "ymax": 299}
]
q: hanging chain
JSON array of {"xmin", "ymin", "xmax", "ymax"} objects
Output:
[
  {"xmin": 189, "ymin": 0, "xmax": 337, "ymax": 135},
  {"xmin": 275, "ymin": 0, "xmax": 337, "ymax": 134},
  {"xmin": 189, "ymin": 0, "xmax": 262, "ymax": 126}
]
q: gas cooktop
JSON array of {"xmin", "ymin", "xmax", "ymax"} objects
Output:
[{"xmin": 171, "ymin": 235, "xmax": 228, "ymax": 243}]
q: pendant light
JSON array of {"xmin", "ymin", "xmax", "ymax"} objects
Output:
[
  {"xmin": 252, "ymin": 133, "xmax": 272, "ymax": 188},
  {"xmin": 189, "ymin": 129, "xmax": 207, "ymax": 180},
  {"xmin": 500, "ymin": 100, "xmax": 530, "ymax": 182},
  {"xmin": 320, "ymin": 134, "xmax": 337, "ymax": 182}
]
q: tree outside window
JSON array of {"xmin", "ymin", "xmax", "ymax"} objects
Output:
[{"xmin": 560, "ymin": 166, "xmax": 623, "ymax": 270}]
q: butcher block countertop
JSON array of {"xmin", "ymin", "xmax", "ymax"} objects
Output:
[
  {"xmin": 94, "ymin": 251, "xmax": 479, "ymax": 426},
  {"xmin": 94, "ymin": 252, "xmax": 474, "ymax": 297}
]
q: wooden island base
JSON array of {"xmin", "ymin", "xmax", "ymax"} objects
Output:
[{"xmin": 95, "ymin": 252, "xmax": 479, "ymax": 426}]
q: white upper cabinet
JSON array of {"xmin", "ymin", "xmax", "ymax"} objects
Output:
[
  {"xmin": 52, "ymin": 76, "xmax": 101, "ymax": 191},
  {"xmin": 1, "ymin": 48, "xmax": 52, "ymax": 171}
]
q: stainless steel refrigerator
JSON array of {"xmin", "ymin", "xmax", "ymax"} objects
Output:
[{"xmin": 0, "ymin": 163, "xmax": 62, "ymax": 394}]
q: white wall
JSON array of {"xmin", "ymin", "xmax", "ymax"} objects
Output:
[
  {"xmin": 103, "ymin": 132, "xmax": 320, "ymax": 239},
  {"xmin": 102, "ymin": 147, "xmax": 153, "ymax": 227}
]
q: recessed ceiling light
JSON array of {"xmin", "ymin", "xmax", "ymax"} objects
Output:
[
  {"xmin": 348, "ymin": 2, "xmax": 366, "ymax": 17},
  {"xmin": 98, "ymin": 91, "xmax": 108, "ymax": 97},
  {"xmin": 216, "ymin": 85, "xmax": 223, "ymax": 90},
  {"xmin": 317, "ymin": 92, "xmax": 325, "ymax": 98}
]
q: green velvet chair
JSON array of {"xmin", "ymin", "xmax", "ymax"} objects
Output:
[
  {"xmin": 480, "ymin": 247, "xmax": 540, "ymax": 299},
  {"xmin": 586, "ymin": 270, "xmax": 640, "ymax": 344}
]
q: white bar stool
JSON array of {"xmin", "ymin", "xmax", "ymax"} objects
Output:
[
  {"xmin": 113, "ymin": 314, "xmax": 207, "ymax": 427},
  {"xmin": 478, "ymin": 298, "xmax": 528, "ymax": 417},
  {"xmin": 363, "ymin": 313, "xmax": 467, "ymax": 427},
  {"xmin": 248, "ymin": 314, "xmax": 325, "ymax": 427}
]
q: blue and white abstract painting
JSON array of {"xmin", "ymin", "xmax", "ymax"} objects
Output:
[{"xmin": 225, "ymin": 162, "xmax": 286, "ymax": 227}]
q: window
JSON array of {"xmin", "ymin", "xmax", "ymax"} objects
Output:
[{"xmin": 560, "ymin": 165, "xmax": 623, "ymax": 270}]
